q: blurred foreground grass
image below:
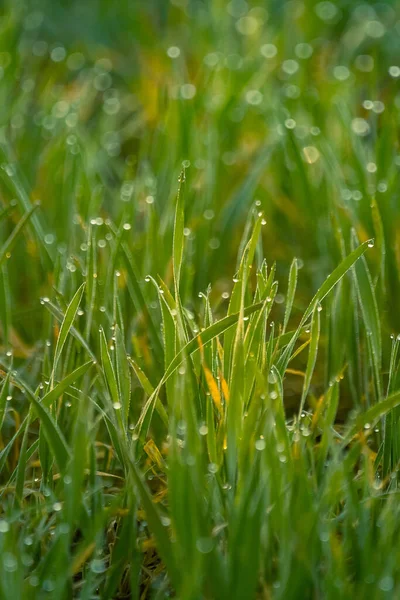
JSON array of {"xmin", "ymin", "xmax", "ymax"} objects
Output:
[{"xmin": 1, "ymin": 1, "xmax": 400, "ymax": 598}]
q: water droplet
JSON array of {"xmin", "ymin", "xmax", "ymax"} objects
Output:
[
  {"xmin": 285, "ymin": 118, "xmax": 296, "ymax": 129},
  {"xmin": 3, "ymin": 553, "xmax": 17, "ymax": 574},
  {"xmin": 199, "ymin": 425, "xmax": 208, "ymax": 436},
  {"xmin": 255, "ymin": 439, "xmax": 266, "ymax": 451},
  {"xmin": 196, "ymin": 537, "xmax": 214, "ymax": 554},
  {"xmin": 0, "ymin": 520, "xmax": 9, "ymax": 533},
  {"xmin": 167, "ymin": 46, "xmax": 180, "ymax": 58},
  {"xmin": 379, "ymin": 576, "xmax": 394, "ymax": 592},
  {"xmin": 368, "ymin": 239, "xmax": 375, "ymax": 248},
  {"xmin": 91, "ymin": 559, "xmax": 107, "ymax": 574},
  {"xmin": 113, "ymin": 402, "xmax": 121, "ymax": 410}
]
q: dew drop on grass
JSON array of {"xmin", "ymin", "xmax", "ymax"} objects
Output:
[
  {"xmin": 367, "ymin": 239, "xmax": 375, "ymax": 248},
  {"xmin": 196, "ymin": 537, "xmax": 214, "ymax": 554},
  {"xmin": 208, "ymin": 463, "xmax": 218, "ymax": 474},
  {"xmin": 91, "ymin": 559, "xmax": 107, "ymax": 574},
  {"xmin": 255, "ymin": 439, "xmax": 266, "ymax": 451},
  {"xmin": 199, "ymin": 424, "xmax": 208, "ymax": 436},
  {"xmin": 379, "ymin": 576, "xmax": 394, "ymax": 592},
  {"xmin": 0, "ymin": 520, "xmax": 9, "ymax": 533},
  {"xmin": 113, "ymin": 402, "xmax": 121, "ymax": 410},
  {"xmin": 29, "ymin": 576, "xmax": 39, "ymax": 588}
]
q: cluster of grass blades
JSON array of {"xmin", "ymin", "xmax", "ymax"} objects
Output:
[{"xmin": 2, "ymin": 174, "xmax": 400, "ymax": 598}]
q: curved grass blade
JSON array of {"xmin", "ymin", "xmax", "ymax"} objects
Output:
[
  {"xmin": 41, "ymin": 361, "xmax": 94, "ymax": 408},
  {"xmin": 52, "ymin": 283, "xmax": 86, "ymax": 382}
]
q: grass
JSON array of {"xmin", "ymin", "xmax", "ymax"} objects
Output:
[{"xmin": 1, "ymin": 0, "xmax": 400, "ymax": 597}]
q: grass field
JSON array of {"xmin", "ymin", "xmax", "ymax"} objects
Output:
[{"xmin": 1, "ymin": 0, "xmax": 400, "ymax": 598}]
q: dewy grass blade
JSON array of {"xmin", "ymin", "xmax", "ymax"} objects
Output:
[
  {"xmin": 51, "ymin": 283, "xmax": 85, "ymax": 385},
  {"xmin": 173, "ymin": 169, "xmax": 185, "ymax": 295},
  {"xmin": 283, "ymin": 257, "xmax": 298, "ymax": 333},
  {"xmin": 41, "ymin": 361, "xmax": 94, "ymax": 408},
  {"xmin": 298, "ymin": 304, "xmax": 320, "ymax": 417},
  {"xmin": 351, "ymin": 231, "xmax": 382, "ymax": 398},
  {"xmin": 0, "ymin": 370, "xmax": 11, "ymax": 430}
]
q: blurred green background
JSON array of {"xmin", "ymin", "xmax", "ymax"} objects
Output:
[{"xmin": 1, "ymin": 0, "xmax": 400, "ymax": 392}]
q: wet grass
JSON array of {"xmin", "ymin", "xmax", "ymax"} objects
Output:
[{"xmin": 1, "ymin": 0, "xmax": 400, "ymax": 597}]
